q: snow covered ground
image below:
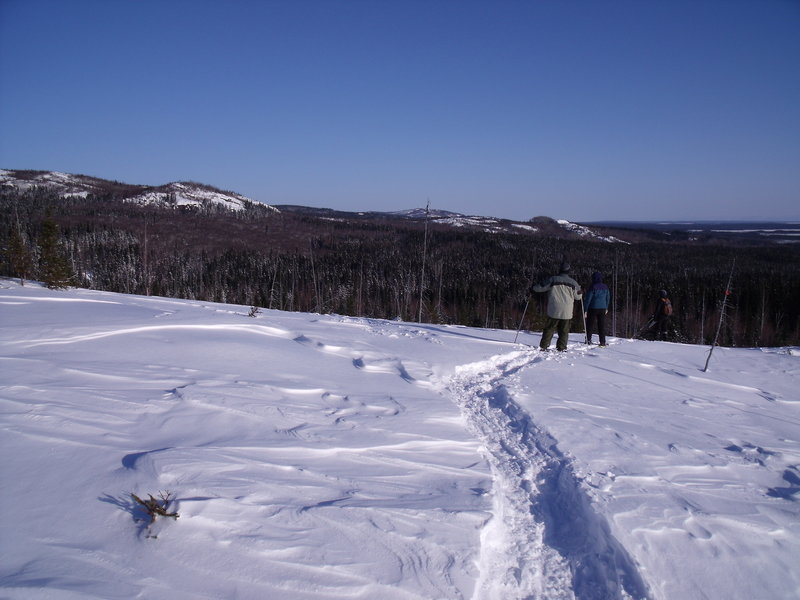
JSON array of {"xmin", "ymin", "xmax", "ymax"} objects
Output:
[{"xmin": 1, "ymin": 280, "xmax": 798, "ymax": 600}]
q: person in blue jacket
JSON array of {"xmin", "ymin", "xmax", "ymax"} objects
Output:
[{"xmin": 583, "ymin": 271, "xmax": 610, "ymax": 346}]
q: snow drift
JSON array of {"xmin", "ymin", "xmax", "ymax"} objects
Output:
[{"xmin": 1, "ymin": 280, "xmax": 798, "ymax": 599}]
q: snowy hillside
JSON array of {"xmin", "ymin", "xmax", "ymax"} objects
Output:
[
  {"xmin": 123, "ymin": 181, "xmax": 264, "ymax": 212},
  {"xmin": 0, "ymin": 169, "xmax": 128, "ymax": 198},
  {"xmin": 390, "ymin": 209, "xmax": 625, "ymax": 240},
  {"xmin": 1, "ymin": 281, "xmax": 798, "ymax": 599},
  {"xmin": 0, "ymin": 170, "xmax": 268, "ymax": 212},
  {"xmin": 556, "ymin": 219, "xmax": 630, "ymax": 243}
]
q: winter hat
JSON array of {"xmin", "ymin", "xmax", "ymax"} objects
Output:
[
  {"xmin": 592, "ymin": 271, "xmax": 603, "ymax": 283},
  {"xmin": 559, "ymin": 262, "xmax": 571, "ymax": 274},
  {"xmin": 659, "ymin": 289, "xmax": 668, "ymax": 298}
]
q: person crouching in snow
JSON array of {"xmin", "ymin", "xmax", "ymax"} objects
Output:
[
  {"xmin": 584, "ymin": 271, "xmax": 610, "ymax": 346},
  {"xmin": 531, "ymin": 262, "xmax": 582, "ymax": 352}
]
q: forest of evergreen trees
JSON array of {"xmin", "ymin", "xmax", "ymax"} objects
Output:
[{"xmin": 2, "ymin": 187, "xmax": 799, "ymax": 347}]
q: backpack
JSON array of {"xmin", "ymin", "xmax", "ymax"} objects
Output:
[{"xmin": 662, "ymin": 298, "xmax": 673, "ymax": 316}]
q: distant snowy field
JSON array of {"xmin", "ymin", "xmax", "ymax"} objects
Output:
[{"xmin": 1, "ymin": 280, "xmax": 798, "ymax": 600}]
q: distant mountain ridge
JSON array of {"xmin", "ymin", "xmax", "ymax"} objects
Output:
[
  {"xmin": 1, "ymin": 169, "xmax": 627, "ymax": 242},
  {"xmin": 4, "ymin": 169, "xmax": 795, "ymax": 244}
]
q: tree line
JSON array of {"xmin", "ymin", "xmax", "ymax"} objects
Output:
[{"xmin": 2, "ymin": 187, "xmax": 798, "ymax": 347}]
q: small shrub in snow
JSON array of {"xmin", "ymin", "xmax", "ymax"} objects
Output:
[{"xmin": 131, "ymin": 491, "xmax": 179, "ymax": 524}]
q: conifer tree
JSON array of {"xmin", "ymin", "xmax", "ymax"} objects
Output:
[
  {"xmin": 7, "ymin": 224, "xmax": 35, "ymax": 285},
  {"xmin": 37, "ymin": 211, "xmax": 74, "ymax": 289}
]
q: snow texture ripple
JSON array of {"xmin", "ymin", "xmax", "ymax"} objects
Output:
[{"xmin": 2, "ymin": 281, "xmax": 798, "ymax": 599}]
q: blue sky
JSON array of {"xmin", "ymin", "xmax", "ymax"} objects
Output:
[{"xmin": 1, "ymin": 0, "xmax": 798, "ymax": 222}]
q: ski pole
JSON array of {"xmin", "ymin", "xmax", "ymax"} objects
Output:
[
  {"xmin": 580, "ymin": 297, "xmax": 588, "ymax": 344},
  {"xmin": 635, "ymin": 318, "xmax": 656, "ymax": 338},
  {"xmin": 514, "ymin": 296, "xmax": 530, "ymax": 344}
]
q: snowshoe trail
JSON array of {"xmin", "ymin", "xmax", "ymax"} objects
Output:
[{"xmin": 443, "ymin": 349, "xmax": 651, "ymax": 600}]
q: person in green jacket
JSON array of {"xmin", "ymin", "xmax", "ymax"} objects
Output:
[{"xmin": 531, "ymin": 262, "xmax": 583, "ymax": 352}]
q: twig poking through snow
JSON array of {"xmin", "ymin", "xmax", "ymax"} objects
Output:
[{"xmin": 131, "ymin": 491, "xmax": 179, "ymax": 524}]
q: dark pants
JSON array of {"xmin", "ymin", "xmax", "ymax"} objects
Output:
[
  {"xmin": 655, "ymin": 315, "xmax": 671, "ymax": 340},
  {"xmin": 586, "ymin": 308, "xmax": 607, "ymax": 345},
  {"xmin": 541, "ymin": 317, "xmax": 571, "ymax": 351}
]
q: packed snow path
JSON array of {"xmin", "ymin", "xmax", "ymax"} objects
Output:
[{"xmin": 442, "ymin": 350, "xmax": 651, "ymax": 600}]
